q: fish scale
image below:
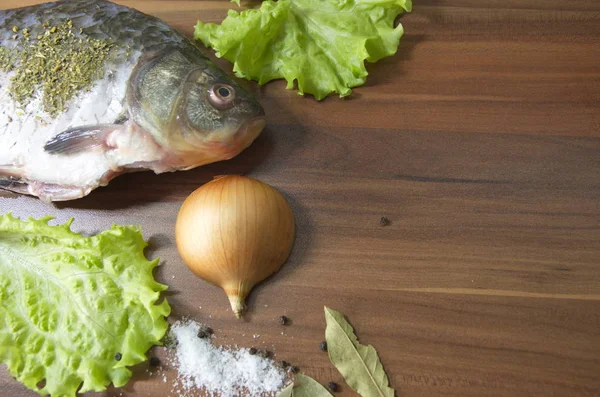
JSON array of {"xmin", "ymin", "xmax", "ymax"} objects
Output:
[
  {"xmin": 0, "ymin": 0, "xmax": 266, "ymax": 203},
  {"xmin": 0, "ymin": 0, "xmax": 183, "ymax": 50}
]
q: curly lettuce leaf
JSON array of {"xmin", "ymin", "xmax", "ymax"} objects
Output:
[
  {"xmin": 195, "ymin": 0, "xmax": 412, "ymax": 100},
  {"xmin": 0, "ymin": 214, "xmax": 170, "ymax": 397}
]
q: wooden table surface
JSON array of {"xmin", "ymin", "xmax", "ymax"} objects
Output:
[{"xmin": 1, "ymin": 1, "xmax": 599, "ymax": 396}]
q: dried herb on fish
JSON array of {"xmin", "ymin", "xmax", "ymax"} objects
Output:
[
  {"xmin": 1, "ymin": 19, "xmax": 114, "ymax": 116},
  {"xmin": 324, "ymin": 307, "xmax": 395, "ymax": 397},
  {"xmin": 0, "ymin": 47, "xmax": 14, "ymax": 72}
]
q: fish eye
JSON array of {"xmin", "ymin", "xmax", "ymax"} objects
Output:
[
  {"xmin": 218, "ymin": 87, "xmax": 231, "ymax": 97},
  {"xmin": 208, "ymin": 84, "xmax": 235, "ymax": 110}
]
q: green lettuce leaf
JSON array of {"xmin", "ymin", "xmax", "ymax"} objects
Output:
[
  {"xmin": 194, "ymin": 0, "xmax": 412, "ymax": 100},
  {"xmin": 0, "ymin": 214, "xmax": 170, "ymax": 397}
]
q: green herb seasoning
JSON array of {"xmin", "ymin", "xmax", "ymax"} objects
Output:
[
  {"xmin": 0, "ymin": 47, "xmax": 15, "ymax": 72},
  {"xmin": 1, "ymin": 20, "xmax": 114, "ymax": 116}
]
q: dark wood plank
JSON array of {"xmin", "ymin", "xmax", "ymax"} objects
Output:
[{"xmin": 1, "ymin": 1, "xmax": 599, "ymax": 397}]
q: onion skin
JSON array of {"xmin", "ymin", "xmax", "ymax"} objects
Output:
[{"xmin": 175, "ymin": 175, "xmax": 295, "ymax": 318}]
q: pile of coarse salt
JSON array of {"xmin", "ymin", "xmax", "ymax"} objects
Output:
[{"xmin": 169, "ymin": 320, "xmax": 289, "ymax": 397}]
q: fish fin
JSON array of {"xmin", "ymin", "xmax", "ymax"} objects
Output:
[
  {"xmin": 0, "ymin": 176, "xmax": 92, "ymax": 202},
  {"xmin": 114, "ymin": 112, "xmax": 129, "ymax": 125},
  {"xmin": 0, "ymin": 176, "xmax": 29, "ymax": 195},
  {"xmin": 44, "ymin": 125, "xmax": 117, "ymax": 155}
]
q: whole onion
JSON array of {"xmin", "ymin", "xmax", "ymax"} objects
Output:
[{"xmin": 175, "ymin": 175, "xmax": 296, "ymax": 318}]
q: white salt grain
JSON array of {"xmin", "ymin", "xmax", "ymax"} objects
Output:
[{"xmin": 171, "ymin": 320, "xmax": 287, "ymax": 397}]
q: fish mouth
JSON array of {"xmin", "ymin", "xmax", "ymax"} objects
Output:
[
  {"xmin": 238, "ymin": 116, "xmax": 266, "ymax": 144},
  {"xmin": 204, "ymin": 116, "xmax": 266, "ymax": 160},
  {"xmin": 228, "ymin": 116, "xmax": 266, "ymax": 157}
]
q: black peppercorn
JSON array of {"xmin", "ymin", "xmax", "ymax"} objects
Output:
[
  {"xmin": 149, "ymin": 357, "xmax": 161, "ymax": 367},
  {"xmin": 163, "ymin": 335, "xmax": 178, "ymax": 349},
  {"xmin": 380, "ymin": 216, "xmax": 389, "ymax": 226},
  {"xmin": 327, "ymin": 382, "xmax": 339, "ymax": 392},
  {"xmin": 197, "ymin": 326, "xmax": 213, "ymax": 339},
  {"xmin": 249, "ymin": 347, "xmax": 257, "ymax": 355},
  {"xmin": 319, "ymin": 341, "xmax": 328, "ymax": 352},
  {"xmin": 114, "ymin": 353, "xmax": 122, "ymax": 361},
  {"xmin": 258, "ymin": 350, "xmax": 272, "ymax": 359},
  {"xmin": 197, "ymin": 330, "xmax": 209, "ymax": 338},
  {"xmin": 278, "ymin": 315, "xmax": 288, "ymax": 325}
]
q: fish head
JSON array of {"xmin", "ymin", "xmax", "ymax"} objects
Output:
[
  {"xmin": 129, "ymin": 48, "xmax": 266, "ymax": 168},
  {"xmin": 178, "ymin": 67, "xmax": 266, "ymax": 162}
]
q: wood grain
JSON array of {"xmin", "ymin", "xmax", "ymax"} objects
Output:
[{"xmin": 1, "ymin": 1, "xmax": 599, "ymax": 397}]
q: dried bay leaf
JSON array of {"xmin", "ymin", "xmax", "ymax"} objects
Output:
[
  {"xmin": 277, "ymin": 374, "xmax": 333, "ymax": 397},
  {"xmin": 324, "ymin": 307, "xmax": 395, "ymax": 397},
  {"xmin": 278, "ymin": 383, "xmax": 294, "ymax": 397}
]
